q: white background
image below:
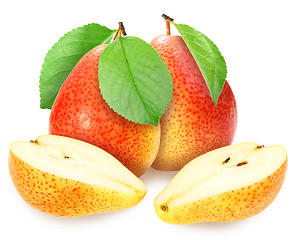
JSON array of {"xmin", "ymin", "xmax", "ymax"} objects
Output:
[{"xmin": 1, "ymin": 0, "xmax": 299, "ymax": 239}]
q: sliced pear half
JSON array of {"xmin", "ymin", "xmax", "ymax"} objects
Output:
[
  {"xmin": 154, "ymin": 142, "xmax": 287, "ymax": 224},
  {"xmin": 9, "ymin": 135, "xmax": 147, "ymax": 217}
]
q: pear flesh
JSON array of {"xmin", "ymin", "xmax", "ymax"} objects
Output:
[
  {"xmin": 154, "ymin": 142, "xmax": 287, "ymax": 224},
  {"xmin": 9, "ymin": 135, "xmax": 147, "ymax": 217}
]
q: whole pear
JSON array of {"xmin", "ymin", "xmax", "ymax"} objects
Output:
[
  {"xmin": 49, "ymin": 45, "xmax": 160, "ymax": 177},
  {"xmin": 150, "ymin": 35, "xmax": 237, "ymax": 171}
]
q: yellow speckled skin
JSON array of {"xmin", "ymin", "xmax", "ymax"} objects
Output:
[
  {"xmin": 9, "ymin": 150, "xmax": 146, "ymax": 217},
  {"xmin": 155, "ymin": 160, "xmax": 287, "ymax": 224}
]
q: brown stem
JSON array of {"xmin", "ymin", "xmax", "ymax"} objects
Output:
[
  {"xmin": 162, "ymin": 14, "xmax": 174, "ymax": 35},
  {"xmin": 113, "ymin": 22, "xmax": 127, "ymax": 40},
  {"xmin": 166, "ymin": 21, "xmax": 171, "ymax": 35},
  {"xmin": 119, "ymin": 22, "xmax": 127, "ymax": 36}
]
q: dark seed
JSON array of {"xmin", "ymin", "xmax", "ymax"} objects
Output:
[
  {"xmin": 257, "ymin": 145, "xmax": 265, "ymax": 149},
  {"xmin": 237, "ymin": 161, "xmax": 248, "ymax": 167},
  {"xmin": 223, "ymin": 157, "xmax": 230, "ymax": 164}
]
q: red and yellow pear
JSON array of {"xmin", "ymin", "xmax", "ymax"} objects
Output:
[
  {"xmin": 49, "ymin": 44, "xmax": 160, "ymax": 177},
  {"xmin": 150, "ymin": 24, "xmax": 237, "ymax": 171}
]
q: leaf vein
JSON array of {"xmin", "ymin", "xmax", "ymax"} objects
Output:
[{"xmin": 119, "ymin": 38, "xmax": 151, "ymax": 120}]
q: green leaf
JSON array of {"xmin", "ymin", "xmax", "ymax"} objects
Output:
[
  {"xmin": 39, "ymin": 23, "xmax": 116, "ymax": 109},
  {"xmin": 175, "ymin": 24, "xmax": 227, "ymax": 105},
  {"xmin": 98, "ymin": 36, "xmax": 173, "ymax": 126}
]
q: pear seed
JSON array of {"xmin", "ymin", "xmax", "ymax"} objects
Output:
[
  {"xmin": 223, "ymin": 157, "xmax": 231, "ymax": 164},
  {"xmin": 237, "ymin": 161, "xmax": 248, "ymax": 167}
]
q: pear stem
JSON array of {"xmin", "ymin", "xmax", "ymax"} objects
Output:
[
  {"xmin": 162, "ymin": 14, "xmax": 174, "ymax": 35},
  {"xmin": 113, "ymin": 22, "xmax": 127, "ymax": 41},
  {"xmin": 113, "ymin": 28, "xmax": 121, "ymax": 40},
  {"xmin": 166, "ymin": 21, "xmax": 171, "ymax": 35},
  {"xmin": 119, "ymin": 22, "xmax": 127, "ymax": 36}
]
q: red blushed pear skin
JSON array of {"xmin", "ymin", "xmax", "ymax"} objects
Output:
[
  {"xmin": 49, "ymin": 44, "xmax": 161, "ymax": 177},
  {"xmin": 150, "ymin": 35, "xmax": 237, "ymax": 171}
]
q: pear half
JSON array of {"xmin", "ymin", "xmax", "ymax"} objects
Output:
[
  {"xmin": 9, "ymin": 135, "xmax": 147, "ymax": 217},
  {"xmin": 154, "ymin": 143, "xmax": 287, "ymax": 224}
]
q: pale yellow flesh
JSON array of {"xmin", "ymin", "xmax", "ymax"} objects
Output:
[
  {"xmin": 155, "ymin": 143, "xmax": 287, "ymax": 207},
  {"xmin": 10, "ymin": 135, "xmax": 147, "ymax": 194}
]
